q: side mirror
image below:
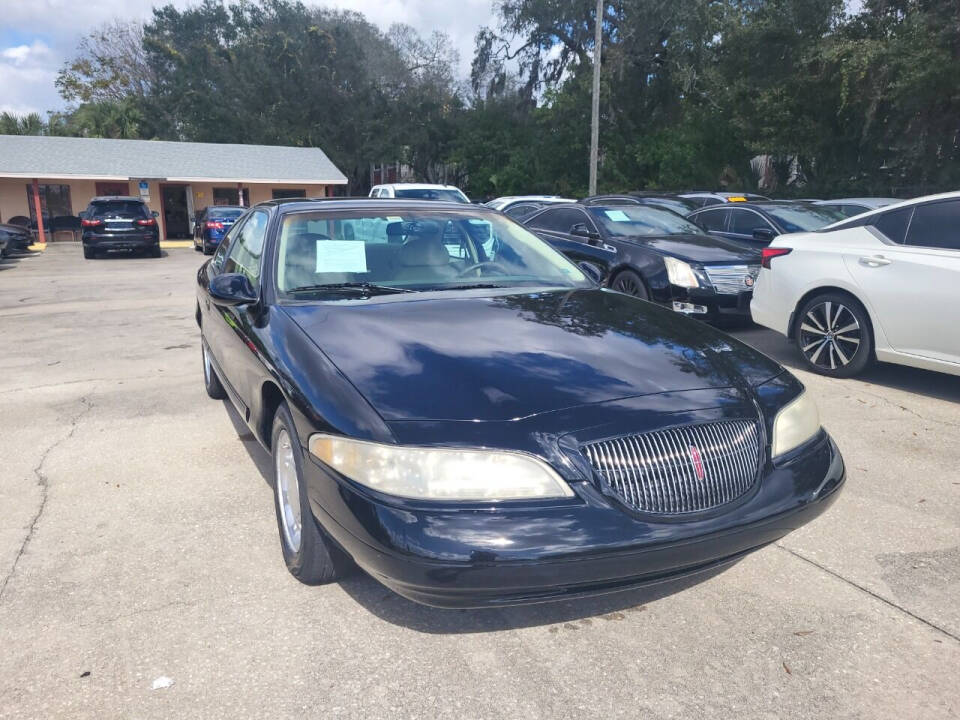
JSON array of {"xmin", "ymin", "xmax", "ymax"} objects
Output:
[
  {"xmin": 752, "ymin": 227, "xmax": 775, "ymax": 242},
  {"xmin": 578, "ymin": 262, "xmax": 603, "ymax": 284},
  {"xmin": 209, "ymin": 273, "xmax": 258, "ymax": 306},
  {"xmin": 570, "ymin": 223, "xmax": 601, "ymax": 242},
  {"xmin": 152, "ymin": 210, "xmax": 160, "ymax": 218}
]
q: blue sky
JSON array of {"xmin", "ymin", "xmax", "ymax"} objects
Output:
[{"xmin": 0, "ymin": 0, "xmax": 495, "ymax": 116}]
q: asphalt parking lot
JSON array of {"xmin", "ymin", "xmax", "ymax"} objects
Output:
[{"xmin": 1, "ymin": 245, "xmax": 958, "ymax": 719}]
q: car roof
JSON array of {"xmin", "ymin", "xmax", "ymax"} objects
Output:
[
  {"xmin": 261, "ymin": 197, "xmax": 497, "ymax": 214},
  {"xmin": 89, "ymin": 196, "xmax": 144, "ymax": 202},
  {"xmin": 814, "ymin": 198, "xmax": 899, "ymax": 206},
  {"xmin": 821, "ymin": 190, "xmax": 960, "ymax": 229},
  {"xmin": 374, "ymin": 183, "xmax": 463, "ymax": 190}
]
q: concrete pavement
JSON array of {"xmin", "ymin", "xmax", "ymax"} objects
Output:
[{"xmin": 1, "ymin": 245, "xmax": 957, "ymax": 719}]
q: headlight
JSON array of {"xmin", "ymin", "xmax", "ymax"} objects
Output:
[
  {"xmin": 308, "ymin": 434, "xmax": 574, "ymax": 500},
  {"xmin": 771, "ymin": 391, "xmax": 821, "ymax": 458},
  {"xmin": 664, "ymin": 257, "xmax": 700, "ymax": 288}
]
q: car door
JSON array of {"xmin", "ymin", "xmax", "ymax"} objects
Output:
[
  {"xmin": 207, "ymin": 208, "xmax": 271, "ymax": 410},
  {"xmin": 843, "ymin": 200, "xmax": 960, "ymax": 363}
]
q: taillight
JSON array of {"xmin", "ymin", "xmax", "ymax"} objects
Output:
[
  {"xmin": 136, "ymin": 218, "xmax": 157, "ymax": 226},
  {"xmin": 761, "ymin": 247, "xmax": 791, "ymax": 269},
  {"xmin": 81, "ymin": 218, "xmax": 103, "ymax": 227},
  {"xmin": 206, "ymin": 221, "xmax": 224, "ymax": 230}
]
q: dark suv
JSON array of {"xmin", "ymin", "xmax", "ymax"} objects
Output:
[{"xmin": 81, "ymin": 196, "xmax": 161, "ymax": 259}]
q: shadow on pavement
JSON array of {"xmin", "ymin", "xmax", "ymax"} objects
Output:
[{"xmin": 732, "ymin": 325, "xmax": 960, "ymax": 404}]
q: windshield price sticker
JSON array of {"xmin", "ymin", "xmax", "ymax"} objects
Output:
[
  {"xmin": 604, "ymin": 210, "xmax": 631, "ymax": 222},
  {"xmin": 316, "ymin": 241, "xmax": 368, "ymax": 273}
]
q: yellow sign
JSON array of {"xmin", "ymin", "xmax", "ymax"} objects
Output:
[{"xmin": 728, "ymin": 196, "xmax": 748, "ymax": 202}]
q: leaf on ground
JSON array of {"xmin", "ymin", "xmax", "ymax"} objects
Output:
[
  {"xmin": 793, "ymin": 630, "xmax": 815, "ymax": 636},
  {"xmin": 782, "ymin": 662, "xmax": 792, "ymax": 675}
]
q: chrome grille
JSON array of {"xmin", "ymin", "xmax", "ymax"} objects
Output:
[
  {"xmin": 582, "ymin": 420, "xmax": 762, "ymax": 515},
  {"xmin": 703, "ymin": 265, "xmax": 760, "ymax": 294}
]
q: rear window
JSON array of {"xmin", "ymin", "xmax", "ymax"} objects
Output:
[
  {"xmin": 394, "ymin": 188, "xmax": 469, "ymax": 203},
  {"xmin": 209, "ymin": 209, "xmax": 244, "ymax": 220},
  {"xmin": 88, "ymin": 201, "xmax": 149, "ymax": 218},
  {"xmin": 764, "ymin": 205, "xmax": 846, "ymax": 232}
]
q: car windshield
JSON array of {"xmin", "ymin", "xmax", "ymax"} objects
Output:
[
  {"xmin": 275, "ymin": 209, "xmax": 590, "ymax": 298},
  {"xmin": 209, "ymin": 208, "xmax": 244, "ymax": 220},
  {"xmin": 588, "ymin": 205, "xmax": 706, "ymax": 237},
  {"xmin": 764, "ymin": 205, "xmax": 846, "ymax": 232},
  {"xmin": 394, "ymin": 188, "xmax": 468, "ymax": 203},
  {"xmin": 89, "ymin": 201, "xmax": 149, "ymax": 218}
]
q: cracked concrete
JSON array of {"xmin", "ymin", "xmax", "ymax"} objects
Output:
[
  {"xmin": 0, "ymin": 246, "xmax": 958, "ymax": 720},
  {"xmin": 0, "ymin": 395, "xmax": 93, "ymax": 602}
]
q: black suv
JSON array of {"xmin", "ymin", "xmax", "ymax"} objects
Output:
[{"xmin": 81, "ymin": 196, "xmax": 161, "ymax": 259}]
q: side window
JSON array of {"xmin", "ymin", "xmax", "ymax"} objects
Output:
[
  {"xmin": 903, "ymin": 200, "xmax": 960, "ymax": 250},
  {"xmin": 694, "ymin": 208, "xmax": 729, "ymax": 232},
  {"xmin": 873, "ymin": 206, "xmax": 913, "ymax": 244},
  {"xmin": 210, "ymin": 216, "xmax": 244, "ymax": 274},
  {"xmin": 505, "ymin": 203, "xmax": 539, "ymax": 219},
  {"xmin": 527, "ymin": 208, "xmax": 584, "ymax": 234},
  {"xmin": 222, "ymin": 210, "xmax": 269, "ymax": 282},
  {"xmin": 730, "ymin": 209, "xmax": 772, "ymax": 236}
]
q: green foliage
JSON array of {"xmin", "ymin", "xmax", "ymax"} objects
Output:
[{"xmin": 19, "ymin": 0, "xmax": 960, "ymax": 198}]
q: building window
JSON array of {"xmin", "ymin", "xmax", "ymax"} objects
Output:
[
  {"xmin": 272, "ymin": 189, "xmax": 306, "ymax": 199},
  {"xmin": 213, "ymin": 187, "xmax": 250, "ymax": 207},
  {"xmin": 25, "ymin": 184, "xmax": 73, "ymax": 223}
]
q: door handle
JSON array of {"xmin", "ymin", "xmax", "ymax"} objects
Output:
[{"xmin": 859, "ymin": 255, "xmax": 891, "ymax": 267}]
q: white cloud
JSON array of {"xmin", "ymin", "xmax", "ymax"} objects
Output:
[{"xmin": 0, "ymin": 0, "xmax": 495, "ymax": 116}]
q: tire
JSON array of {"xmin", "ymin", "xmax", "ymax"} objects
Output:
[
  {"xmin": 271, "ymin": 403, "xmax": 350, "ymax": 585},
  {"xmin": 83, "ymin": 246, "xmax": 95, "ymax": 259},
  {"xmin": 611, "ymin": 269, "xmax": 649, "ymax": 300},
  {"xmin": 202, "ymin": 243, "xmax": 213, "ymax": 255},
  {"xmin": 201, "ymin": 341, "xmax": 227, "ymax": 399},
  {"xmin": 149, "ymin": 244, "xmax": 162, "ymax": 258},
  {"xmin": 794, "ymin": 292, "xmax": 874, "ymax": 377}
]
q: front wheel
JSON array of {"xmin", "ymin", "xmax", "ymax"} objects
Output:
[
  {"xmin": 271, "ymin": 403, "xmax": 351, "ymax": 584},
  {"xmin": 794, "ymin": 293, "xmax": 874, "ymax": 377},
  {"xmin": 201, "ymin": 342, "xmax": 227, "ymax": 399},
  {"xmin": 611, "ymin": 269, "xmax": 649, "ymax": 300}
]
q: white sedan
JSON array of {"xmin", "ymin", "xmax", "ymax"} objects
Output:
[{"xmin": 750, "ymin": 192, "xmax": 960, "ymax": 378}]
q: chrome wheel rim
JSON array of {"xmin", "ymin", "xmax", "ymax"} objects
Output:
[
  {"xmin": 799, "ymin": 301, "xmax": 861, "ymax": 370},
  {"xmin": 275, "ymin": 429, "xmax": 302, "ymax": 553},
  {"xmin": 202, "ymin": 344, "xmax": 212, "ymax": 385},
  {"xmin": 614, "ymin": 274, "xmax": 643, "ymax": 297}
]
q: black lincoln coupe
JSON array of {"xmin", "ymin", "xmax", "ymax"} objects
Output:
[{"xmin": 196, "ymin": 198, "xmax": 844, "ymax": 608}]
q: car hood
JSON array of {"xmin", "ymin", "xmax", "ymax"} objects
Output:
[
  {"xmin": 620, "ymin": 233, "xmax": 761, "ymax": 264},
  {"xmin": 282, "ymin": 288, "xmax": 782, "ymax": 422}
]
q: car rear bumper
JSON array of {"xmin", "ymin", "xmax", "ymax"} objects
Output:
[
  {"xmin": 83, "ymin": 233, "xmax": 159, "ymax": 250},
  {"xmin": 304, "ymin": 432, "xmax": 844, "ymax": 608}
]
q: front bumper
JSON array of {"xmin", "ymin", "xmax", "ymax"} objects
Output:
[
  {"xmin": 668, "ymin": 286, "xmax": 753, "ymax": 318},
  {"xmin": 305, "ymin": 432, "xmax": 844, "ymax": 608}
]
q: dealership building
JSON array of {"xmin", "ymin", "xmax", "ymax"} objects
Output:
[{"xmin": 0, "ymin": 135, "xmax": 348, "ymax": 241}]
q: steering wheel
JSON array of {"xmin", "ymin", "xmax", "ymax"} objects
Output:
[{"xmin": 457, "ymin": 261, "xmax": 509, "ymax": 278}]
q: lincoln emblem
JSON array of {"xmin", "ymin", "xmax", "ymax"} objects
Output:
[{"xmin": 689, "ymin": 445, "xmax": 706, "ymax": 481}]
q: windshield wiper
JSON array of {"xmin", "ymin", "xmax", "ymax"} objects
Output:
[{"xmin": 287, "ymin": 282, "xmax": 416, "ymax": 296}]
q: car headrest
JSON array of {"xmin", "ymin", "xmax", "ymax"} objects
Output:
[{"xmin": 399, "ymin": 235, "xmax": 449, "ymax": 267}]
